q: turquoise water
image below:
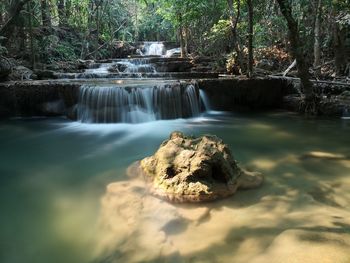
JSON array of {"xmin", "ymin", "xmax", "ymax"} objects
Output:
[{"xmin": 0, "ymin": 112, "xmax": 350, "ymax": 263}]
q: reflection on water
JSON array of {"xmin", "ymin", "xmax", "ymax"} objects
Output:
[{"xmin": 0, "ymin": 112, "xmax": 350, "ymax": 263}]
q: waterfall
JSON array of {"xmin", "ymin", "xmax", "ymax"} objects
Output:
[
  {"xmin": 342, "ymin": 107, "xmax": 350, "ymax": 120},
  {"xmin": 85, "ymin": 63, "xmax": 113, "ymax": 74},
  {"xmin": 186, "ymin": 84, "xmax": 201, "ymax": 116},
  {"xmin": 144, "ymin": 42, "xmax": 166, "ymax": 56},
  {"xmin": 84, "ymin": 59, "xmax": 157, "ymax": 77},
  {"xmin": 77, "ymin": 82, "xmax": 202, "ymax": 123},
  {"xmin": 165, "ymin": 48, "xmax": 181, "ymax": 58},
  {"xmin": 120, "ymin": 60, "xmax": 156, "ymax": 73},
  {"xmin": 199, "ymin": 89, "xmax": 211, "ymax": 111}
]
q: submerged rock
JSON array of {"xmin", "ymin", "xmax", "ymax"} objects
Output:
[
  {"xmin": 301, "ymin": 151, "xmax": 347, "ymax": 160},
  {"xmin": 138, "ymin": 131, "xmax": 263, "ymax": 203}
]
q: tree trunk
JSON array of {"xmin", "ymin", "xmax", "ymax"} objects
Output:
[
  {"xmin": 276, "ymin": 0, "xmax": 313, "ymax": 98},
  {"xmin": 313, "ymin": 0, "xmax": 322, "ymax": 73},
  {"xmin": 227, "ymin": 0, "xmax": 245, "ymax": 74},
  {"xmin": 134, "ymin": 0, "xmax": 139, "ymax": 41},
  {"xmin": 96, "ymin": 3, "xmax": 100, "ymax": 48},
  {"xmin": 40, "ymin": 0, "xmax": 51, "ymax": 27},
  {"xmin": 0, "ymin": 4, "xmax": 4, "ymax": 25},
  {"xmin": 178, "ymin": 13, "xmax": 186, "ymax": 58},
  {"xmin": 87, "ymin": 0, "xmax": 95, "ymax": 55},
  {"xmin": 0, "ymin": 0, "xmax": 32, "ymax": 44},
  {"xmin": 247, "ymin": 0, "xmax": 254, "ymax": 77},
  {"xmin": 57, "ymin": 0, "xmax": 67, "ymax": 27},
  {"xmin": 19, "ymin": 24, "xmax": 26, "ymax": 52},
  {"xmin": 65, "ymin": 0, "xmax": 71, "ymax": 23},
  {"xmin": 27, "ymin": 2, "xmax": 35, "ymax": 69},
  {"xmin": 184, "ymin": 25, "xmax": 189, "ymax": 55},
  {"xmin": 333, "ymin": 22, "xmax": 347, "ymax": 76}
]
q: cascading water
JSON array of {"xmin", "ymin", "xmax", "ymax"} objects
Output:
[
  {"xmin": 143, "ymin": 42, "xmax": 166, "ymax": 56},
  {"xmin": 70, "ymin": 41, "xmax": 213, "ymax": 123},
  {"xmin": 165, "ymin": 48, "xmax": 181, "ymax": 58},
  {"xmin": 85, "ymin": 63, "xmax": 113, "ymax": 74},
  {"xmin": 83, "ymin": 59, "xmax": 157, "ymax": 77},
  {"xmin": 118, "ymin": 60, "xmax": 156, "ymax": 73},
  {"xmin": 186, "ymin": 84, "xmax": 201, "ymax": 116},
  {"xmin": 77, "ymin": 82, "xmax": 203, "ymax": 123},
  {"xmin": 199, "ymin": 89, "xmax": 211, "ymax": 111},
  {"xmin": 57, "ymin": 42, "xmax": 187, "ymax": 80}
]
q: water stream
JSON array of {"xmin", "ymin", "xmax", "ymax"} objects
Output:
[
  {"xmin": 78, "ymin": 42, "xmax": 180, "ymax": 79},
  {"xmin": 0, "ymin": 112, "xmax": 349, "ymax": 263},
  {"xmin": 77, "ymin": 81, "xmax": 204, "ymax": 123},
  {"xmin": 2, "ymin": 41, "xmax": 350, "ymax": 262},
  {"xmin": 143, "ymin": 42, "xmax": 166, "ymax": 56}
]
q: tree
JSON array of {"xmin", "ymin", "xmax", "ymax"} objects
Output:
[
  {"xmin": 333, "ymin": 12, "xmax": 349, "ymax": 76},
  {"xmin": 227, "ymin": 0, "xmax": 245, "ymax": 73},
  {"xmin": 276, "ymin": 0, "xmax": 316, "ymax": 113},
  {"xmin": 0, "ymin": 0, "xmax": 32, "ymax": 44},
  {"xmin": 0, "ymin": 3, "xmax": 4, "ymax": 25},
  {"xmin": 313, "ymin": 0, "xmax": 322, "ymax": 72},
  {"xmin": 57, "ymin": 0, "xmax": 67, "ymax": 27},
  {"xmin": 0, "ymin": 0, "xmax": 347, "ymax": 82},
  {"xmin": 40, "ymin": 0, "xmax": 51, "ymax": 27},
  {"xmin": 247, "ymin": 0, "xmax": 254, "ymax": 77}
]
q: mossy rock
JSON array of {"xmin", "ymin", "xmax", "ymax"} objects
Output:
[
  {"xmin": 0, "ymin": 57, "xmax": 12, "ymax": 80},
  {"xmin": 138, "ymin": 131, "xmax": 263, "ymax": 203}
]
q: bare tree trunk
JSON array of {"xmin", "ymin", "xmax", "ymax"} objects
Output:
[
  {"xmin": 247, "ymin": 0, "xmax": 254, "ymax": 77},
  {"xmin": 19, "ymin": 24, "xmax": 26, "ymax": 52},
  {"xmin": 96, "ymin": 4, "xmax": 100, "ymax": 46},
  {"xmin": 184, "ymin": 25, "xmax": 189, "ymax": 55},
  {"xmin": 178, "ymin": 13, "xmax": 186, "ymax": 58},
  {"xmin": 313, "ymin": 0, "xmax": 322, "ymax": 73},
  {"xmin": 227, "ymin": 0, "xmax": 245, "ymax": 73},
  {"xmin": 40, "ymin": 0, "xmax": 51, "ymax": 27},
  {"xmin": 27, "ymin": 2, "xmax": 35, "ymax": 69},
  {"xmin": 276, "ymin": 0, "xmax": 313, "ymax": 98},
  {"xmin": 65, "ymin": 0, "xmax": 72, "ymax": 23},
  {"xmin": 57, "ymin": 0, "xmax": 67, "ymax": 27},
  {"xmin": 0, "ymin": 0, "xmax": 32, "ymax": 44},
  {"xmin": 0, "ymin": 4, "xmax": 4, "ymax": 25},
  {"xmin": 333, "ymin": 22, "xmax": 347, "ymax": 76},
  {"xmin": 87, "ymin": 0, "xmax": 95, "ymax": 56},
  {"xmin": 134, "ymin": 0, "xmax": 139, "ymax": 41}
]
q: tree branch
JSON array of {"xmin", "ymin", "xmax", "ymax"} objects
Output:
[{"xmin": 85, "ymin": 20, "xmax": 127, "ymax": 58}]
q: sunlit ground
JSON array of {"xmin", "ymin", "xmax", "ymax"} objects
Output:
[{"xmin": 0, "ymin": 111, "xmax": 349, "ymax": 263}]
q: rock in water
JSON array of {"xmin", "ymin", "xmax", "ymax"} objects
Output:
[{"xmin": 139, "ymin": 131, "xmax": 263, "ymax": 203}]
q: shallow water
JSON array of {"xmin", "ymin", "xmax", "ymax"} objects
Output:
[{"xmin": 0, "ymin": 111, "xmax": 350, "ymax": 263}]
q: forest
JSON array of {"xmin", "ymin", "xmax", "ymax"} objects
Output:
[{"xmin": 0, "ymin": 0, "xmax": 349, "ymax": 78}]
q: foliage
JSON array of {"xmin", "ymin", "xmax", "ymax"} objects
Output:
[
  {"xmin": 204, "ymin": 20, "xmax": 232, "ymax": 56},
  {"xmin": 255, "ymin": 46, "xmax": 292, "ymax": 70},
  {"xmin": 0, "ymin": 0, "xmax": 348, "ymax": 75}
]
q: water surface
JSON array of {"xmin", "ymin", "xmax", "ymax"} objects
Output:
[{"xmin": 0, "ymin": 112, "xmax": 350, "ymax": 263}]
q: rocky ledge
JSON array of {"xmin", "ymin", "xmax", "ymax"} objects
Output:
[{"xmin": 136, "ymin": 131, "xmax": 263, "ymax": 203}]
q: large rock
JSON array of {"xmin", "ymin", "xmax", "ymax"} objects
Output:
[
  {"xmin": 0, "ymin": 57, "xmax": 12, "ymax": 80},
  {"xmin": 112, "ymin": 41, "xmax": 137, "ymax": 58},
  {"xmin": 8, "ymin": 66, "xmax": 33, "ymax": 80},
  {"xmin": 154, "ymin": 61, "xmax": 193, "ymax": 72},
  {"xmin": 139, "ymin": 131, "xmax": 263, "ymax": 202},
  {"xmin": 33, "ymin": 69, "xmax": 57, "ymax": 80},
  {"xmin": 76, "ymin": 59, "xmax": 94, "ymax": 70},
  {"xmin": 256, "ymin": 58, "xmax": 275, "ymax": 71}
]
